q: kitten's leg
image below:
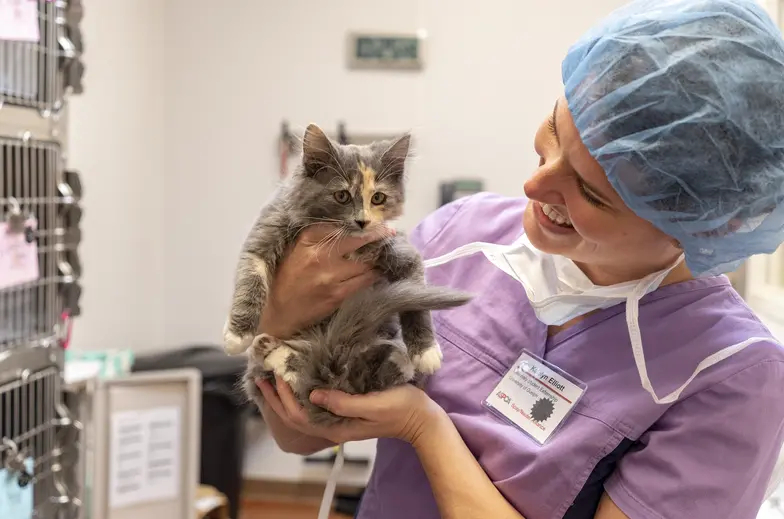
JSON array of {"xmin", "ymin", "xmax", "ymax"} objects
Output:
[
  {"xmin": 242, "ymin": 335, "xmax": 277, "ymax": 408},
  {"xmin": 242, "ymin": 334, "xmax": 294, "ymax": 412},
  {"xmin": 380, "ymin": 240, "xmax": 442, "ymax": 375},
  {"xmin": 402, "ymin": 309, "xmax": 443, "ymax": 376},
  {"xmin": 224, "ymin": 252, "xmax": 273, "ymax": 354}
]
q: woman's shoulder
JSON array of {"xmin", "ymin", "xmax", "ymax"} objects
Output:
[
  {"xmin": 603, "ymin": 294, "xmax": 784, "ymax": 518},
  {"xmin": 646, "ymin": 277, "xmax": 784, "ymax": 377},
  {"xmin": 409, "ymin": 192, "xmax": 528, "ymax": 254}
]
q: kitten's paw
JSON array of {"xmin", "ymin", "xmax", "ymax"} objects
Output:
[
  {"xmin": 413, "ymin": 342, "xmax": 443, "ymax": 375},
  {"xmin": 250, "ymin": 333, "xmax": 279, "ymax": 358},
  {"xmin": 223, "ymin": 320, "xmax": 254, "ymax": 355},
  {"xmin": 263, "ymin": 346, "xmax": 299, "ymax": 385}
]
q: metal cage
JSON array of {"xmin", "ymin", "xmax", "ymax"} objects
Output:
[
  {"xmin": 0, "ymin": 0, "xmax": 84, "ymax": 115},
  {"xmin": 0, "ymin": 1, "xmax": 85, "ymax": 516},
  {"xmin": 0, "ymin": 135, "xmax": 64, "ymax": 353},
  {"xmin": 0, "ymin": 346, "xmax": 81, "ymax": 519}
]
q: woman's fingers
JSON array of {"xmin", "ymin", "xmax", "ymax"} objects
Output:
[
  {"xmin": 334, "ymin": 270, "xmax": 380, "ymax": 299},
  {"xmin": 275, "ymin": 377, "xmax": 310, "ymax": 424},
  {"xmin": 258, "ymin": 379, "xmax": 287, "ymax": 415},
  {"xmin": 297, "ymin": 224, "xmax": 335, "ymax": 245},
  {"xmin": 310, "ymin": 389, "xmax": 382, "ymax": 419},
  {"xmin": 334, "ymin": 228, "xmax": 391, "ymax": 257}
]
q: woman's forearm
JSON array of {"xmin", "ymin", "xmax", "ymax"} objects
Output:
[
  {"xmin": 260, "ymin": 401, "xmax": 336, "ymax": 455},
  {"xmin": 412, "ymin": 407, "xmax": 525, "ymax": 519}
]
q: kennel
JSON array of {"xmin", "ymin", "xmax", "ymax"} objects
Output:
[{"xmin": 0, "ymin": 1, "xmax": 84, "ymax": 518}]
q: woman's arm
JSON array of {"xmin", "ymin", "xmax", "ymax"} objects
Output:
[
  {"xmin": 268, "ymin": 380, "xmax": 631, "ymax": 519},
  {"xmin": 265, "ymin": 381, "xmax": 525, "ymax": 518},
  {"xmin": 414, "ymin": 410, "xmax": 630, "ymax": 519},
  {"xmin": 412, "ymin": 406, "xmax": 525, "ymax": 519},
  {"xmin": 396, "ymin": 401, "xmax": 633, "ymax": 519}
]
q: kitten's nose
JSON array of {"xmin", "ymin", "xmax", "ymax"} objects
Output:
[{"xmin": 354, "ymin": 220, "xmax": 367, "ymax": 229}]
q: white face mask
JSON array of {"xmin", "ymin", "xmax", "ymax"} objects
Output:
[{"xmin": 423, "ymin": 234, "xmax": 769, "ymax": 405}]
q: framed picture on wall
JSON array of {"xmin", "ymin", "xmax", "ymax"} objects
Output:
[{"xmin": 346, "ymin": 31, "xmax": 425, "ymax": 70}]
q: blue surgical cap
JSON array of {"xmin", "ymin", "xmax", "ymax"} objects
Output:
[{"xmin": 562, "ymin": 0, "xmax": 784, "ymax": 276}]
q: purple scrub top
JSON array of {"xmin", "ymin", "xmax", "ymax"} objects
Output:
[{"xmin": 357, "ymin": 193, "xmax": 784, "ymax": 519}]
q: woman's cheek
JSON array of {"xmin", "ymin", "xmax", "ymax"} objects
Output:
[{"xmin": 570, "ymin": 205, "xmax": 611, "ymax": 240}]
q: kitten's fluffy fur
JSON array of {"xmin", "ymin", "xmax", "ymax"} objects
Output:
[{"xmin": 224, "ymin": 124, "xmax": 472, "ymax": 425}]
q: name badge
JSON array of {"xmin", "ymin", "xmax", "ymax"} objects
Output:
[{"xmin": 484, "ymin": 350, "xmax": 586, "ymax": 444}]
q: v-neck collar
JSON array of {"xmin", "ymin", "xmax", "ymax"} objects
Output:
[{"xmin": 541, "ymin": 275, "xmax": 732, "ymax": 355}]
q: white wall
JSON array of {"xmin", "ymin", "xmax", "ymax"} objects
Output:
[
  {"xmin": 161, "ymin": 0, "xmax": 629, "ymax": 348},
  {"xmin": 67, "ymin": 0, "xmax": 166, "ymax": 351}
]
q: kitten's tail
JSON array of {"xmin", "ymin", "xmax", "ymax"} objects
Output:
[{"xmin": 325, "ymin": 281, "xmax": 473, "ymax": 344}]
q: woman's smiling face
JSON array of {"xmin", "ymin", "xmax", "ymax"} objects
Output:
[{"xmin": 522, "ymin": 96, "xmax": 686, "ymax": 286}]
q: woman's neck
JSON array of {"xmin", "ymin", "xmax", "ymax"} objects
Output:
[
  {"xmin": 658, "ymin": 261, "xmax": 695, "ymax": 287},
  {"xmin": 574, "ymin": 256, "xmax": 692, "ymax": 287}
]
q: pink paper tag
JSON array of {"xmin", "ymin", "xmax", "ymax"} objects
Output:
[
  {"xmin": 0, "ymin": 219, "xmax": 39, "ymax": 290},
  {"xmin": 0, "ymin": 0, "xmax": 40, "ymax": 42}
]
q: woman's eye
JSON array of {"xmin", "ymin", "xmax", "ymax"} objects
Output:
[
  {"xmin": 334, "ymin": 190, "xmax": 351, "ymax": 204},
  {"xmin": 547, "ymin": 115, "xmax": 556, "ymax": 137},
  {"xmin": 578, "ymin": 182, "xmax": 604, "ymax": 208},
  {"xmin": 371, "ymin": 192, "xmax": 387, "ymax": 205}
]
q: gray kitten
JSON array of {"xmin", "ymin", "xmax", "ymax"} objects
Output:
[{"xmin": 223, "ymin": 124, "xmax": 472, "ymax": 425}]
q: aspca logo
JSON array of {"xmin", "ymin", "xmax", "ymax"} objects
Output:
[{"xmin": 495, "ymin": 391, "xmax": 511, "ymax": 404}]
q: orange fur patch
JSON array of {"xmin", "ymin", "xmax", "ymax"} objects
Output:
[{"xmin": 358, "ymin": 161, "xmax": 384, "ymax": 223}]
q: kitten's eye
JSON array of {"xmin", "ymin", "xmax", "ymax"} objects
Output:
[
  {"xmin": 334, "ymin": 190, "xmax": 351, "ymax": 204},
  {"xmin": 371, "ymin": 192, "xmax": 387, "ymax": 205}
]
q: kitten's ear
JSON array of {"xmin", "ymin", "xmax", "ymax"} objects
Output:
[
  {"xmin": 302, "ymin": 123, "xmax": 337, "ymax": 176},
  {"xmin": 379, "ymin": 133, "xmax": 411, "ymax": 179}
]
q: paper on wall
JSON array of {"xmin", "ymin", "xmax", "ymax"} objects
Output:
[
  {"xmin": 109, "ymin": 407, "xmax": 182, "ymax": 509},
  {"xmin": 0, "ymin": 0, "xmax": 40, "ymax": 42}
]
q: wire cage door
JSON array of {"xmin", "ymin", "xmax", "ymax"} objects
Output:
[
  {"xmin": 0, "ymin": 347, "xmax": 81, "ymax": 519},
  {"xmin": 0, "ymin": 0, "xmax": 84, "ymax": 115},
  {"xmin": 0, "ymin": 136, "xmax": 65, "ymax": 353}
]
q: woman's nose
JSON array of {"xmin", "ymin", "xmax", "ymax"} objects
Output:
[{"xmin": 523, "ymin": 163, "xmax": 567, "ymax": 205}]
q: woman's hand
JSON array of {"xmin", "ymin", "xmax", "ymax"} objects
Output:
[
  {"xmin": 259, "ymin": 224, "xmax": 392, "ymax": 339},
  {"xmin": 257, "ymin": 377, "xmax": 444, "ymax": 446},
  {"xmin": 255, "ymin": 391, "xmax": 337, "ymax": 455}
]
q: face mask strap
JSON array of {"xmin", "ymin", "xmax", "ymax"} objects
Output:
[
  {"xmin": 626, "ymin": 255, "xmax": 772, "ymax": 405},
  {"xmin": 423, "ymin": 241, "xmax": 507, "ymax": 269},
  {"xmin": 625, "ymin": 277, "xmax": 666, "ymax": 404},
  {"xmin": 625, "ymin": 256, "xmax": 687, "ymax": 404}
]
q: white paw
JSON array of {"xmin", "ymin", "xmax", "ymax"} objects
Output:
[
  {"xmin": 223, "ymin": 320, "xmax": 254, "ymax": 355},
  {"xmin": 414, "ymin": 342, "xmax": 443, "ymax": 375},
  {"xmin": 263, "ymin": 346, "xmax": 299, "ymax": 385}
]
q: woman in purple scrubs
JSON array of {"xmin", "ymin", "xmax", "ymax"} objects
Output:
[{"xmin": 252, "ymin": 1, "xmax": 784, "ymax": 517}]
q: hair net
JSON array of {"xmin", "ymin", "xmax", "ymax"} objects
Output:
[{"xmin": 562, "ymin": 0, "xmax": 784, "ymax": 276}]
